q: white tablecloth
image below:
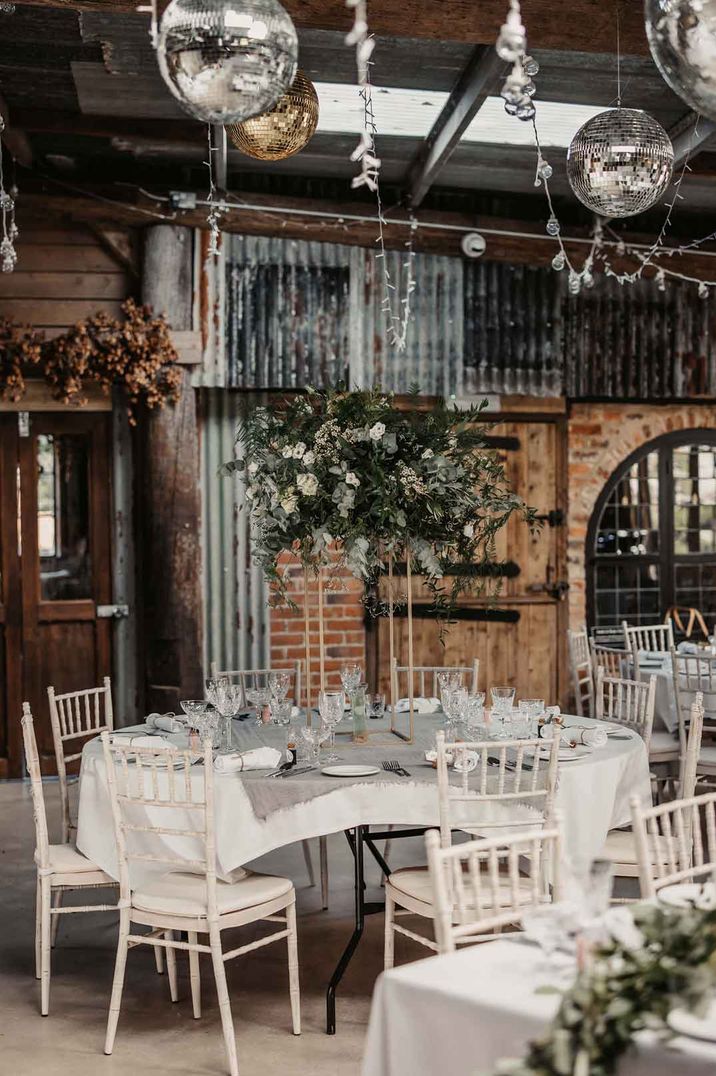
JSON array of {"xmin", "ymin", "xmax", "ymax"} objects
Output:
[
  {"xmin": 76, "ymin": 716, "xmax": 651, "ymax": 885},
  {"xmin": 362, "ymin": 939, "xmax": 716, "ymax": 1076}
]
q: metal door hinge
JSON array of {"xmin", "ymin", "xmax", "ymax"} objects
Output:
[
  {"xmin": 535, "ymin": 509, "xmax": 565, "ymax": 527},
  {"xmin": 97, "ymin": 604, "xmax": 130, "ymax": 619}
]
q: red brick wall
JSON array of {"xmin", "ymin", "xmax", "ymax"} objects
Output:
[{"xmin": 567, "ymin": 401, "xmax": 716, "ymax": 630}]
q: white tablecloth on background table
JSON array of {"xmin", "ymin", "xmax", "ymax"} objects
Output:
[
  {"xmin": 635, "ymin": 653, "xmax": 678, "ymax": 733},
  {"xmin": 362, "ymin": 939, "xmax": 716, "ymax": 1076},
  {"xmin": 76, "ymin": 715, "xmax": 651, "ymax": 885}
]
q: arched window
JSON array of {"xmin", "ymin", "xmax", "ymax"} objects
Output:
[{"xmin": 587, "ymin": 430, "xmax": 716, "ymax": 629}]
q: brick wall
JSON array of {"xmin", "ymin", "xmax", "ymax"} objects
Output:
[
  {"xmin": 567, "ymin": 401, "xmax": 716, "ymax": 630},
  {"xmin": 269, "ymin": 553, "xmax": 366, "ymax": 705}
]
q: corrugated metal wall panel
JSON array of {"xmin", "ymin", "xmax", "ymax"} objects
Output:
[{"xmin": 200, "ymin": 389, "xmax": 269, "ymax": 677}]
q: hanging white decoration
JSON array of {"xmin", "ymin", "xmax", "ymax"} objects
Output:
[
  {"xmin": 0, "ymin": 119, "xmax": 18, "ymax": 273},
  {"xmin": 646, "ymin": 0, "xmax": 716, "ymax": 122},
  {"xmin": 566, "ymin": 108, "xmax": 674, "ymax": 219},
  {"xmin": 155, "ymin": 0, "xmax": 298, "ymax": 124}
]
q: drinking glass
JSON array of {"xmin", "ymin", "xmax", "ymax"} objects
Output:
[
  {"xmin": 444, "ymin": 686, "xmax": 468, "ymax": 731},
  {"xmin": 271, "ymin": 699, "xmax": 293, "ymax": 726},
  {"xmin": 268, "ymin": 670, "xmax": 291, "ymax": 703},
  {"xmin": 246, "ymin": 687, "xmax": 272, "ymax": 725},
  {"xmin": 521, "ymin": 905, "xmax": 568, "ymax": 978},
  {"xmin": 491, "ymin": 686, "xmax": 516, "ymax": 739},
  {"xmin": 300, "ymin": 725, "xmax": 327, "ymax": 767},
  {"xmin": 180, "ymin": 699, "xmax": 209, "ymax": 729},
  {"xmin": 367, "ymin": 693, "xmax": 386, "ymax": 720},
  {"xmin": 211, "ymin": 683, "xmax": 242, "ymax": 752},
  {"xmin": 319, "ymin": 690, "xmax": 344, "ymax": 760},
  {"xmin": 340, "ymin": 664, "xmax": 363, "ymax": 698},
  {"xmin": 465, "ymin": 692, "xmax": 486, "ymax": 734}
]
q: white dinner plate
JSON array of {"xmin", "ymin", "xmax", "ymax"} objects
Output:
[
  {"xmin": 321, "ymin": 764, "xmax": 380, "ymax": 778},
  {"xmin": 657, "ymin": 882, "xmax": 716, "ymax": 909},
  {"xmin": 531, "ymin": 745, "xmax": 592, "ymax": 762},
  {"xmin": 668, "ymin": 998, "xmax": 716, "ymax": 1042}
]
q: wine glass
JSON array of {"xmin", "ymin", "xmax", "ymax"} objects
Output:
[
  {"xmin": 211, "ymin": 684, "xmax": 242, "ymax": 753},
  {"xmin": 491, "ymin": 686, "xmax": 516, "ymax": 739},
  {"xmin": 180, "ymin": 699, "xmax": 209, "ymax": 728},
  {"xmin": 269, "ymin": 670, "xmax": 291, "ymax": 703},
  {"xmin": 319, "ymin": 690, "xmax": 344, "ymax": 760},
  {"xmin": 246, "ymin": 687, "xmax": 272, "ymax": 725},
  {"xmin": 340, "ymin": 664, "xmax": 362, "ymax": 700},
  {"xmin": 465, "ymin": 692, "xmax": 486, "ymax": 735},
  {"xmin": 300, "ymin": 724, "xmax": 327, "ymax": 767},
  {"xmin": 443, "ymin": 686, "xmax": 468, "ymax": 732}
]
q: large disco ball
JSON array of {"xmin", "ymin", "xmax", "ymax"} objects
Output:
[
  {"xmin": 646, "ymin": 0, "xmax": 716, "ymax": 120},
  {"xmin": 226, "ymin": 70, "xmax": 319, "ymax": 159},
  {"xmin": 566, "ymin": 108, "xmax": 674, "ymax": 218},
  {"xmin": 157, "ymin": 0, "xmax": 298, "ymax": 125}
]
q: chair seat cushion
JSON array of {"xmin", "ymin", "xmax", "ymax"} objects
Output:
[
  {"xmin": 388, "ymin": 865, "xmax": 534, "ymax": 910},
  {"xmin": 649, "ymin": 730, "xmax": 679, "ymax": 761},
  {"xmin": 42, "ymin": 844, "xmax": 106, "ymax": 874},
  {"xmin": 132, "ymin": 870, "xmax": 293, "ymax": 918},
  {"xmin": 601, "ymin": 828, "xmax": 674, "ymax": 866}
]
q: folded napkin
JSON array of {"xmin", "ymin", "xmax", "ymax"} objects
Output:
[
  {"xmin": 109, "ymin": 733, "xmax": 169, "ymax": 750},
  {"xmin": 213, "ymin": 747, "xmax": 282, "ymax": 774},
  {"xmin": 394, "ymin": 697, "xmax": 441, "ymax": 714},
  {"xmin": 677, "ymin": 641, "xmax": 700, "ymax": 655},
  {"xmin": 146, "ymin": 712, "xmax": 187, "ymax": 733},
  {"xmin": 574, "ymin": 726, "xmax": 608, "ymax": 748}
]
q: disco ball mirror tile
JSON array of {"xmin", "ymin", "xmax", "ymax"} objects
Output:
[
  {"xmin": 227, "ymin": 70, "xmax": 319, "ymax": 159},
  {"xmin": 566, "ymin": 108, "xmax": 674, "ymax": 218},
  {"xmin": 646, "ymin": 0, "xmax": 716, "ymax": 121},
  {"xmin": 158, "ymin": 0, "xmax": 298, "ymax": 125}
]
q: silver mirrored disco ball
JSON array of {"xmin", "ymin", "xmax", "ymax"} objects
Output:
[
  {"xmin": 566, "ymin": 108, "xmax": 674, "ymax": 218},
  {"xmin": 646, "ymin": 0, "xmax": 716, "ymax": 120},
  {"xmin": 157, "ymin": 0, "xmax": 298, "ymax": 124}
]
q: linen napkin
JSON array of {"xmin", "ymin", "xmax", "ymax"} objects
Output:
[
  {"xmin": 394, "ymin": 697, "xmax": 441, "ymax": 714},
  {"xmin": 677, "ymin": 640, "xmax": 700, "ymax": 655},
  {"xmin": 109, "ymin": 732, "xmax": 169, "ymax": 750},
  {"xmin": 213, "ymin": 747, "xmax": 282, "ymax": 774},
  {"xmin": 146, "ymin": 712, "xmax": 187, "ymax": 733},
  {"xmin": 575, "ymin": 726, "xmax": 608, "ymax": 748}
]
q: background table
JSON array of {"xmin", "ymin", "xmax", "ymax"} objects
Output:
[{"xmin": 362, "ymin": 939, "xmax": 716, "ymax": 1076}]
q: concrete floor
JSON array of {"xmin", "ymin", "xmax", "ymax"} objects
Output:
[{"xmin": 0, "ymin": 779, "xmax": 431, "ymax": 1076}]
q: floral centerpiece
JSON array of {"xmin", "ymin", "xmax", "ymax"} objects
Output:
[{"xmin": 222, "ymin": 386, "xmax": 535, "ymax": 615}]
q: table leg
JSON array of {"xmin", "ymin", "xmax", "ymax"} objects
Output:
[{"xmin": 326, "ymin": 826, "xmax": 376, "ymax": 1034}]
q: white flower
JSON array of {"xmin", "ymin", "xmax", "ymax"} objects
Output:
[
  {"xmin": 247, "ymin": 460, "xmax": 259, "ymax": 476},
  {"xmin": 345, "ymin": 472, "xmax": 361, "ymax": 487},
  {"xmin": 601, "ymin": 907, "xmax": 644, "ymax": 951},
  {"xmin": 421, "ymin": 448, "xmax": 434, "ymax": 459},
  {"xmin": 463, "ymin": 522, "xmax": 474, "ymax": 538},
  {"xmin": 302, "ymin": 450, "xmax": 315, "ymax": 467},
  {"xmin": 281, "ymin": 446, "xmax": 293, "ymax": 459},
  {"xmin": 292, "ymin": 442, "xmax": 306, "ymax": 459},
  {"xmin": 297, "ymin": 473, "xmax": 318, "ymax": 497},
  {"xmin": 281, "ymin": 495, "xmax": 298, "ymax": 514},
  {"xmin": 369, "ymin": 422, "xmax": 386, "ymax": 441},
  {"xmin": 245, "ymin": 487, "xmax": 254, "ymax": 500}
]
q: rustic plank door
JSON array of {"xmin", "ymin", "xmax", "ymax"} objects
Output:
[
  {"xmin": 0, "ymin": 412, "xmax": 113, "ymax": 775},
  {"xmin": 369, "ymin": 412, "xmax": 569, "ymax": 707}
]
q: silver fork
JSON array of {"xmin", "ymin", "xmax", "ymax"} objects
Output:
[{"xmin": 382, "ymin": 760, "xmax": 410, "ymax": 777}]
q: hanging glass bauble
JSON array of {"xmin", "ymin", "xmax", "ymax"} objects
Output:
[
  {"xmin": 226, "ymin": 69, "xmax": 318, "ymax": 160},
  {"xmin": 157, "ymin": 0, "xmax": 298, "ymax": 124},
  {"xmin": 646, "ymin": 0, "xmax": 716, "ymax": 120},
  {"xmin": 566, "ymin": 108, "xmax": 674, "ymax": 218}
]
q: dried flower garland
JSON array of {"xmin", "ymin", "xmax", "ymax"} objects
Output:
[{"xmin": 0, "ymin": 299, "xmax": 181, "ymax": 422}]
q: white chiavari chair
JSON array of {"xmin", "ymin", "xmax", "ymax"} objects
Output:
[
  {"xmin": 21, "ymin": 704, "xmax": 118, "ymax": 1016},
  {"xmin": 568, "ymin": 627, "xmax": 593, "ymax": 717},
  {"xmin": 426, "ymin": 820, "xmax": 563, "ymax": 954},
  {"xmin": 590, "ymin": 641, "xmax": 627, "ymax": 680},
  {"xmin": 672, "ymin": 649, "xmax": 716, "ymax": 784},
  {"xmin": 390, "ymin": 658, "xmax": 480, "ymax": 701},
  {"xmin": 101, "ymin": 732, "xmax": 300, "ymax": 1076},
  {"xmin": 631, "ymin": 785, "xmax": 716, "ymax": 899},
  {"xmin": 622, "ymin": 618, "xmax": 675, "ymax": 658},
  {"xmin": 601, "ymin": 696, "xmax": 704, "ymax": 892},
  {"xmin": 383, "ymin": 730, "xmax": 560, "ymax": 968},
  {"xmin": 594, "ymin": 667, "xmax": 657, "ymax": 754}
]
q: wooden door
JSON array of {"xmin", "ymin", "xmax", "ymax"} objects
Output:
[
  {"xmin": 0, "ymin": 412, "xmax": 112, "ymax": 775},
  {"xmin": 369, "ymin": 412, "xmax": 569, "ymax": 707}
]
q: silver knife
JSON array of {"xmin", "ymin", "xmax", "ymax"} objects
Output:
[{"xmin": 277, "ymin": 765, "xmax": 314, "ymax": 778}]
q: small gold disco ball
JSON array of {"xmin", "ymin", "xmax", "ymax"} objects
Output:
[{"xmin": 226, "ymin": 70, "xmax": 319, "ymax": 161}]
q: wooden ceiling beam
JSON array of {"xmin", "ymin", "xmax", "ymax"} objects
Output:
[
  {"xmin": 407, "ymin": 45, "xmax": 507, "ymax": 208},
  {"xmin": 11, "ymin": 109, "xmax": 204, "ymax": 143},
  {"xmin": 8, "ymin": 0, "xmax": 650, "ymax": 54}
]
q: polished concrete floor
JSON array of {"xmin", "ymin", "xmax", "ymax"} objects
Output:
[{"xmin": 0, "ymin": 779, "xmax": 430, "ymax": 1076}]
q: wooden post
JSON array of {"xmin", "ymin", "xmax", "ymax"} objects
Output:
[
  {"xmin": 303, "ymin": 565, "xmax": 313, "ymax": 721},
  {"xmin": 140, "ymin": 225, "xmax": 203, "ymax": 712}
]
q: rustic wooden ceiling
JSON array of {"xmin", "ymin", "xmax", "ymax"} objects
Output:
[{"xmin": 1, "ymin": 0, "xmax": 715, "ymax": 242}]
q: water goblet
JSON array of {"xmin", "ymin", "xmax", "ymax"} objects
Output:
[
  {"xmin": 268, "ymin": 670, "xmax": 291, "ymax": 703},
  {"xmin": 491, "ymin": 686, "xmax": 516, "ymax": 739},
  {"xmin": 465, "ymin": 692, "xmax": 486, "ymax": 735},
  {"xmin": 271, "ymin": 699, "xmax": 293, "ymax": 726},
  {"xmin": 180, "ymin": 699, "xmax": 209, "ymax": 728},
  {"xmin": 211, "ymin": 683, "xmax": 242, "ymax": 752},
  {"xmin": 367, "ymin": 693, "xmax": 386, "ymax": 720},
  {"xmin": 246, "ymin": 687, "xmax": 272, "ymax": 725},
  {"xmin": 340, "ymin": 663, "xmax": 363, "ymax": 700},
  {"xmin": 319, "ymin": 690, "xmax": 344, "ymax": 761},
  {"xmin": 300, "ymin": 724, "xmax": 327, "ymax": 767}
]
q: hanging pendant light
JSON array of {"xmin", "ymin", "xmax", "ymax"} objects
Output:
[
  {"xmin": 157, "ymin": 0, "xmax": 298, "ymax": 125},
  {"xmin": 226, "ymin": 69, "xmax": 319, "ymax": 160}
]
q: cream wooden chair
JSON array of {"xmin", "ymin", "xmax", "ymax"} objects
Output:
[
  {"xmin": 391, "ymin": 658, "xmax": 480, "ymax": 701},
  {"xmin": 601, "ymin": 695, "xmax": 704, "ymax": 890},
  {"xmin": 101, "ymin": 732, "xmax": 300, "ymax": 1076},
  {"xmin": 384, "ymin": 730, "xmax": 560, "ymax": 968},
  {"xmin": 590, "ymin": 641, "xmax": 627, "ymax": 680},
  {"xmin": 595, "ymin": 667, "xmax": 657, "ymax": 753},
  {"xmin": 631, "ymin": 784, "xmax": 716, "ymax": 899},
  {"xmin": 672, "ymin": 649, "xmax": 716, "ymax": 784},
  {"xmin": 568, "ymin": 628, "xmax": 593, "ymax": 717},
  {"xmin": 622, "ymin": 618, "xmax": 675, "ymax": 659},
  {"xmin": 21, "ymin": 704, "xmax": 117, "ymax": 1016},
  {"xmin": 426, "ymin": 821, "xmax": 563, "ymax": 954}
]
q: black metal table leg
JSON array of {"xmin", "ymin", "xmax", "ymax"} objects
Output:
[{"xmin": 326, "ymin": 825, "xmax": 367, "ymax": 1034}]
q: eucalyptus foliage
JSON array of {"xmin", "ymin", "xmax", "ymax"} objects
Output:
[
  {"xmin": 497, "ymin": 899, "xmax": 716, "ymax": 1076},
  {"xmin": 221, "ymin": 387, "xmax": 535, "ymax": 611}
]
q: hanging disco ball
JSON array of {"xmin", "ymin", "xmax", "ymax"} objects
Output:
[
  {"xmin": 646, "ymin": 0, "xmax": 716, "ymax": 120},
  {"xmin": 157, "ymin": 0, "xmax": 298, "ymax": 125},
  {"xmin": 566, "ymin": 108, "xmax": 674, "ymax": 218},
  {"xmin": 226, "ymin": 69, "xmax": 318, "ymax": 160}
]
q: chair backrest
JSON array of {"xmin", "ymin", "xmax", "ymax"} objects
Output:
[
  {"xmin": 594, "ymin": 667, "xmax": 656, "ymax": 753},
  {"xmin": 48, "ymin": 677, "xmax": 114, "ymax": 843},
  {"xmin": 590, "ymin": 625, "xmax": 625, "ymax": 646},
  {"xmin": 631, "ymin": 784, "xmax": 716, "ymax": 899},
  {"xmin": 590, "ymin": 641, "xmax": 626, "ymax": 679},
  {"xmin": 21, "ymin": 703, "xmax": 51, "ymax": 872},
  {"xmin": 101, "ymin": 733, "xmax": 217, "ymax": 917},
  {"xmin": 391, "ymin": 659, "xmax": 479, "ymax": 701},
  {"xmin": 208, "ymin": 660, "xmax": 302, "ymax": 709},
  {"xmin": 426, "ymin": 820, "xmax": 563, "ymax": 952},
  {"xmin": 567, "ymin": 628, "xmax": 593, "ymax": 717},
  {"xmin": 680, "ymin": 694, "xmax": 704, "ymax": 801},
  {"xmin": 436, "ymin": 729, "xmax": 560, "ymax": 847},
  {"xmin": 622, "ymin": 618, "xmax": 674, "ymax": 657},
  {"xmin": 671, "ymin": 649, "xmax": 716, "ymax": 759}
]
